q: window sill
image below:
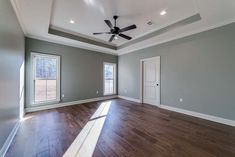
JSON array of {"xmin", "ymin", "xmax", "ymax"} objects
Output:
[
  {"xmin": 103, "ymin": 93, "xmax": 117, "ymax": 96},
  {"xmin": 31, "ymin": 100, "xmax": 61, "ymax": 106}
]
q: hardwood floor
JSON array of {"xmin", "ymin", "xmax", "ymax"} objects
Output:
[{"xmin": 6, "ymin": 98, "xmax": 235, "ymax": 157}]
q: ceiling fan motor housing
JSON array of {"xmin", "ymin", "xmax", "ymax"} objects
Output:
[
  {"xmin": 111, "ymin": 27, "xmax": 120, "ymax": 34},
  {"xmin": 113, "ymin": 15, "xmax": 118, "ymax": 20},
  {"xmin": 111, "ymin": 15, "xmax": 119, "ymax": 34},
  {"xmin": 93, "ymin": 15, "xmax": 136, "ymax": 42}
]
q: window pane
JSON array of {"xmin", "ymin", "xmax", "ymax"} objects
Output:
[
  {"xmin": 35, "ymin": 57, "xmax": 57, "ymax": 79},
  {"xmin": 104, "ymin": 64, "xmax": 115, "ymax": 95},
  {"xmin": 33, "ymin": 54, "xmax": 59, "ymax": 104},
  {"xmin": 46, "ymin": 58, "xmax": 57, "ymax": 79},
  {"xmin": 35, "ymin": 80, "xmax": 47, "ymax": 102},
  {"xmin": 105, "ymin": 80, "xmax": 113, "ymax": 94},
  {"xmin": 104, "ymin": 65, "xmax": 114, "ymax": 79},
  {"xmin": 36, "ymin": 57, "xmax": 47, "ymax": 79},
  {"xmin": 47, "ymin": 80, "xmax": 57, "ymax": 101}
]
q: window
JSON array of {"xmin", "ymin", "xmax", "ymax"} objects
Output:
[
  {"xmin": 31, "ymin": 53, "xmax": 60, "ymax": 104},
  {"xmin": 104, "ymin": 62, "xmax": 116, "ymax": 95}
]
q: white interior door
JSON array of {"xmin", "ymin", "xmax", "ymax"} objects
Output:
[{"xmin": 143, "ymin": 57, "xmax": 160, "ymax": 106}]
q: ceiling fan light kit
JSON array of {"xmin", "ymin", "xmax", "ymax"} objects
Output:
[{"xmin": 93, "ymin": 15, "xmax": 137, "ymax": 42}]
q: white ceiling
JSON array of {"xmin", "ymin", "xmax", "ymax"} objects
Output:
[
  {"xmin": 51, "ymin": 0, "xmax": 197, "ymax": 46},
  {"xmin": 11, "ymin": 0, "xmax": 235, "ymax": 55}
]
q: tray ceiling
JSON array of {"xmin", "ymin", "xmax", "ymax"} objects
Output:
[
  {"xmin": 11, "ymin": 0, "xmax": 235, "ymax": 55},
  {"xmin": 50, "ymin": 0, "xmax": 197, "ymax": 46}
]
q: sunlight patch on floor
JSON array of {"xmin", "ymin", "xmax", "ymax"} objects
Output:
[{"xmin": 63, "ymin": 101, "xmax": 112, "ymax": 157}]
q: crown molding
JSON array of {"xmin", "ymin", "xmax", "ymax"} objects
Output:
[
  {"xmin": 26, "ymin": 34, "xmax": 118, "ymax": 56},
  {"xmin": 48, "ymin": 27, "xmax": 117, "ymax": 50},
  {"xmin": 10, "ymin": 0, "xmax": 235, "ymax": 56},
  {"xmin": 118, "ymin": 12, "xmax": 200, "ymax": 48},
  {"xmin": 10, "ymin": 0, "xmax": 28, "ymax": 35},
  {"xmin": 118, "ymin": 18, "xmax": 235, "ymax": 55}
]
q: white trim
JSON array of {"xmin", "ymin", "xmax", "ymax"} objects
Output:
[
  {"xmin": 118, "ymin": 18, "xmax": 235, "ymax": 56},
  {"xmin": 118, "ymin": 96, "xmax": 235, "ymax": 127},
  {"xmin": 25, "ymin": 95, "xmax": 118, "ymax": 113},
  {"xmin": 0, "ymin": 122, "xmax": 20, "ymax": 157},
  {"xmin": 140, "ymin": 61, "xmax": 143, "ymax": 103},
  {"xmin": 161, "ymin": 105, "xmax": 235, "ymax": 127},
  {"xmin": 30, "ymin": 52, "xmax": 61, "ymax": 105},
  {"xmin": 50, "ymin": 25, "xmax": 116, "ymax": 47},
  {"xmin": 117, "ymin": 12, "xmax": 200, "ymax": 47},
  {"xmin": 10, "ymin": 0, "xmax": 28, "ymax": 35},
  {"xmin": 140, "ymin": 56, "xmax": 161, "ymax": 107},
  {"xmin": 140, "ymin": 56, "xmax": 161, "ymax": 62},
  {"xmin": 103, "ymin": 62, "xmax": 117, "ymax": 96},
  {"xmin": 118, "ymin": 95, "xmax": 141, "ymax": 103},
  {"xmin": 10, "ymin": 0, "xmax": 118, "ymax": 56},
  {"xmin": 26, "ymin": 34, "xmax": 118, "ymax": 56},
  {"xmin": 10, "ymin": 0, "xmax": 235, "ymax": 56}
]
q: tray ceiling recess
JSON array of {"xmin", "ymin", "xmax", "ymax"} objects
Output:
[
  {"xmin": 11, "ymin": 0, "xmax": 235, "ymax": 55},
  {"xmin": 49, "ymin": 0, "xmax": 200, "ymax": 49}
]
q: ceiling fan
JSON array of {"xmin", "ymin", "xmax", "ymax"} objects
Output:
[{"xmin": 93, "ymin": 15, "xmax": 137, "ymax": 42}]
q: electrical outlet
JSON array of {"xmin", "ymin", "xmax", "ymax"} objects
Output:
[
  {"xmin": 96, "ymin": 90, "xmax": 99, "ymax": 94},
  {"xmin": 179, "ymin": 98, "xmax": 183, "ymax": 102},
  {"xmin": 62, "ymin": 94, "xmax": 65, "ymax": 98},
  {"xmin": 124, "ymin": 90, "xmax": 127, "ymax": 94}
]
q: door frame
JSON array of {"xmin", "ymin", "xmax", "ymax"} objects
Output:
[{"xmin": 140, "ymin": 56, "xmax": 161, "ymax": 107}]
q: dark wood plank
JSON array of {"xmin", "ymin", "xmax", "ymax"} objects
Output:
[{"xmin": 6, "ymin": 99, "xmax": 235, "ymax": 157}]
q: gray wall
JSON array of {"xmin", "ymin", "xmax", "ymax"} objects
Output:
[
  {"xmin": 25, "ymin": 38, "xmax": 118, "ymax": 108},
  {"xmin": 119, "ymin": 23, "xmax": 235, "ymax": 120},
  {"xmin": 0, "ymin": 0, "xmax": 25, "ymax": 152}
]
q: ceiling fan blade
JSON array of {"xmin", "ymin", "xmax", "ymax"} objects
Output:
[
  {"xmin": 109, "ymin": 35, "xmax": 115, "ymax": 42},
  {"xmin": 120, "ymin": 24, "xmax": 137, "ymax": 32},
  {"xmin": 104, "ymin": 20, "xmax": 113, "ymax": 29},
  {"xmin": 119, "ymin": 34, "xmax": 132, "ymax": 40},
  {"xmin": 93, "ymin": 32, "xmax": 111, "ymax": 35}
]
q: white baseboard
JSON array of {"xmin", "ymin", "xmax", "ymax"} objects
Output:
[
  {"xmin": 0, "ymin": 122, "xmax": 20, "ymax": 157},
  {"xmin": 161, "ymin": 105, "xmax": 235, "ymax": 127},
  {"xmin": 25, "ymin": 94, "xmax": 235, "ymax": 127},
  {"xmin": 25, "ymin": 95, "xmax": 118, "ymax": 113},
  {"xmin": 118, "ymin": 95, "xmax": 141, "ymax": 103},
  {"xmin": 117, "ymin": 96, "xmax": 235, "ymax": 127}
]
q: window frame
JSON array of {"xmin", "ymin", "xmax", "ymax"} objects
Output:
[
  {"xmin": 30, "ymin": 52, "xmax": 61, "ymax": 105},
  {"xmin": 103, "ymin": 62, "xmax": 116, "ymax": 96}
]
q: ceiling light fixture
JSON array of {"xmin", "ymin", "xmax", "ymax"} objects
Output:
[
  {"xmin": 69, "ymin": 20, "xmax": 75, "ymax": 24},
  {"xmin": 93, "ymin": 15, "xmax": 136, "ymax": 42},
  {"xmin": 160, "ymin": 10, "xmax": 167, "ymax": 16}
]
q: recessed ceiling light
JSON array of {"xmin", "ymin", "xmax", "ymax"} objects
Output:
[
  {"xmin": 160, "ymin": 10, "xmax": 167, "ymax": 16},
  {"xmin": 69, "ymin": 20, "xmax": 75, "ymax": 24}
]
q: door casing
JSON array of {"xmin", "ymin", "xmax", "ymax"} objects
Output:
[{"xmin": 140, "ymin": 56, "xmax": 161, "ymax": 107}]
